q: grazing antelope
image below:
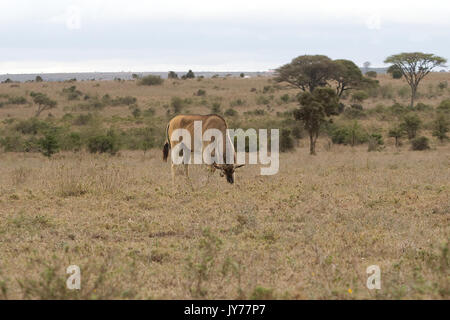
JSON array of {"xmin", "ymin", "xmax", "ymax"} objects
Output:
[{"xmin": 162, "ymin": 114, "xmax": 244, "ymax": 185}]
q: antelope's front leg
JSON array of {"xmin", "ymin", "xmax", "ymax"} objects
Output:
[
  {"xmin": 205, "ymin": 164, "xmax": 216, "ymax": 185},
  {"xmin": 184, "ymin": 164, "xmax": 194, "ymax": 191}
]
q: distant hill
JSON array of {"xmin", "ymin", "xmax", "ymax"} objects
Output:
[
  {"xmin": 360, "ymin": 67, "xmax": 388, "ymax": 74},
  {"xmin": 0, "ymin": 71, "xmax": 272, "ymax": 83}
]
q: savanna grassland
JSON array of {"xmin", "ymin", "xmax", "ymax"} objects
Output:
[{"xmin": 0, "ymin": 73, "xmax": 449, "ymax": 299}]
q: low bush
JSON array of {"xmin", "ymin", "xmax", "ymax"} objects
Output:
[
  {"xmin": 73, "ymin": 113, "xmax": 94, "ymax": 126},
  {"xmin": 62, "ymin": 86, "xmax": 83, "ymax": 100},
  {"xmin": 7, "ymin": 96, "xmax": 28, "ymax": 105},
  {"xmin": 195, "ymin": 89, "xmax": 206, "ymax": 96},
  {"xmin": 411, "ymin": 136, "xmax": 430, "ymax": 150},
  {"xmin": 343, "ymin": 107, "xmax": 366, "ymax": 119},
  {"xmin": 279, "ymin": 129, "xmax": 294, "ymax": 152},
  {"xmin": 415, "ymin": 102, "xmax": 433, "ymax": 111},
  {"xmin": 15, "ymin": 118, "xmax": 49, "ymax": 135},
  {"xmin": 230, "ymin": 99, "xmax": 246, "ymax": 107},
  {"xmin": 138, "ymin": 75, "xmax": 164, "ymax": 86},
  {"xmin": 87, "ymin": 132, "xmax": 119, "ymax": 155},
  {"xmin": 437, "ymin": 99, "xmax": 450, "ymax": 113},
  {"xmin": 224, "ymin": 108, "xmax": 237, "ymax": 117},
  {"xmin": 210, "ymin": 103, "xmax": 221, "ymax": 114},
  {"xmin": 351, "ymin": 90, "xmax": 369, "ymax": 102},
  {"xmin": 328, "ymin": 122, "xmax": 368, "ymax": 146}
]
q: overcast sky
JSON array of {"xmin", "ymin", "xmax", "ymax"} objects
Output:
[{"xmin": 1, "ymin": 0, "xmax": 449, "ymax": 73}]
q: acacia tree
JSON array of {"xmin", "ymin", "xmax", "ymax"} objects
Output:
[
  {"xmin": 333, "ymin": 59, "xmax": 365, "ymax": 98},
  {"xmin": 30, "ymin": 92, "xmax": 57, "ymax": 117},
  {"xmin": 275, "ymin": 55, "xmax": 338, "ymax": 92},
  {"xmin": 384, "ymin": 52, "xmax": 447, "ymax": 108},
  {"xmin": 387, "ymin": 65, "xmax": 402, "ymax": 79},
  {"xmin": 168, "ymin": 71, "xmax": 178, "ymax": 79},
  {"xmin": 294, "ymin": 87, "xmax": 339, "ymax": 155},
  {"xmin": 388, "ymin": 125, "xmax": 404, "ymax": 147}
]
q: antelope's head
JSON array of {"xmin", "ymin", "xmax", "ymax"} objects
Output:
[{"xmin": 213, "ymin": 163, "xmax": 245, "ymax": 184}]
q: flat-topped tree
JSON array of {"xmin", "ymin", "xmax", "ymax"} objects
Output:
[
  {"xmin": 332, "ymin": 59, "xmax": 364, "ymax": 98},
  {"xmin": 30, "ymin": 92, "xmax": 57, "ymax": 117},
  {"xmin": 275, "ymin": 55, "xmax": 337, "ymax": 92},
  {"xmin": 384, "ymin": 52, "xmax": 447, "ymax": 108}
]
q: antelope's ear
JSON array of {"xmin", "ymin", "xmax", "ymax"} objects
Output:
[
  {"xmin": 234, "ymin": 164, "xmax": 245, "ymax": 169},
  {"xmin": 212, "ymin": 163, "xmax": 221, "ymax": 169}
]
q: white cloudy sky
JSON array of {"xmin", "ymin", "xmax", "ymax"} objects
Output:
[{"xmin": 1, "ymin": 0, "xmax": 449, "ymax": 73}]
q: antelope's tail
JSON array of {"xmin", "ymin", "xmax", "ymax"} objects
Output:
[{"xmin": 162, "ymin": 123, "xmax": 170, "ymax": 162}]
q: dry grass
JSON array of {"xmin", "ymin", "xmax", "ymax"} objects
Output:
[
  {"xmin": 0, "ymin": 144, "xmax": 448, "ymax": 299},
  {"xmin": 0, "ymin": 74, "xmax": 449, "ymax": 299}
]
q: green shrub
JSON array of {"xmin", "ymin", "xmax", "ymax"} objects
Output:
[
  {"xmin": 183, "ymin": 70, "xmax": 195, "ymax": 79},
  {"xmin": 119, "ymin": 127, "xmax": 156, "ymax": 152},
  {"xmin": 365, "ymin": 71, "xmax": 377, "ymax": 78},
  {"xmin": 437, "ymin": 99, "xmax": 450, "ymax": 113},
  {"xmin": 224, "ymin": 108, "xmax": 237, "ymax": 117},
  {"xmin": 30, "ymin": 92, "xmax": 57, "ymax": 117},
  {"xmin": 392, "ymin": 70, "xmax": 402, "ymax": 79},
  {"xmin": 244, "ymin": 109, "xmax": 265, "ymax": 116},
  {"xmin": 263, "ymin": 86, "xmax": 274, "ymax": 93},
  {"xmin": 351, "ymin": 90, "xmax": 369, "ymax": 102},
  {"xmin": 60, "ymin": 132, "xmax": 82, "ymax": 152},
  {"xmin": 230, "ymin": 99, "xmax": 246, "ymax": 107},
  {"xmin": 291, "ymin": 125, "xmax": 303, "ymax": 139},
  {"xmin": 138, "ymin": 75, "xmax": 164, "ymax": 86},
  {"xmin": 279, "ymin": 129, "xmax": 294, "ymax": 152},
  {"xmin": 328, "ymin": 122, "xmax": 367, "ymax": 146},
  {"xmin": 131, "ymin": 107, "xmax": 141, "ymax": 118},
  {"xmin": 389, "ymin": 103, "xmax": 408, "ymax": 116},
  {"xmin": 73, "ymin": 113, "xmax": 94, "ymax": 126},
  {"xmin": 387, "ymin": 65, "xmax": 402, "ymax": 79},
  {"xmin": 74, "ymin": 98, "xmax": 105, "ymax": 111},
  {"xmin": 432, "ymin": 113, "xmax": 449, "ymax": 142},
  {"xmin": 280, "ymin": 94, "xmax": 290, "ymax": 103},
  {"xmin": 250, "ymin": 286, "xmax": 275, "ymax": 300},
  {"xmin": 380, "ymin": 84, "xmax": 394, "ymax": 99},
  {"xmin": 411, "ymin": 136, "xmax": 430, "ymax": 150},
  {"xmin": 437, "ymin": 81, "xmax": 448, "ymax": 91},
  {"xmin": 62, "ymin": 86, "xmax": 82, "ymax": 100},
  {"xmin": 367, "ymin": 133, "xmax": 384, "ymax": 151},
  {"xmin": 401, "ymin": 114, "xmax": 421, "ymax": 139},
  {"xmin": 7, "ymin": 96, "xmax": 28, "ymax": 105},
  {"xmin": 210, "ymin": 103, "xmax": 221, "ymax": 114},
  {"xmin": 195, "ymin": 89, "xmax": 206, "ymax": 96},
  {"xmin": 168, "ymin": 71, "xmax": 178, "ymax": 79},
  {"xmin": 15, "ymin": 118, "xmax": 49, "ymax": 135},
  {"xmin": 170, "ymin": 97, "xmax": 185, "ymax": 114},
  {"xmin": 256, "ymin": 95, "xmax": 270, "ymax": 105},
  {"xmin": 143, "ymin": 108, "xmax": 155, "ymax": 117},
  {"xmin": 397, "ymin": 86, "xmax": 409, "ymax": 99},
  {"xmin": 87, "ymin": 132, "xmax": 119, "ymax": 155},
  {"xmin": 0, "ymin": 134, "xmax": 25, "ymax": 152},
  {"xmin": 109, "ymin": 96, "xmax": 137, "ymax": 106},
  {"xmin": 38, "ymin": 132, "xmax": 59, "ymax": 157},
  {"xmin": 415, "ymin": 102, "xmax": 433, "ymax": 111},
  {"xmin": 388, "ymin": 125, "xmax": 404, "ymax": 147},
  {"xmin": 343, "ymin": 107, "xmax": 366, "ymax": 119}
]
